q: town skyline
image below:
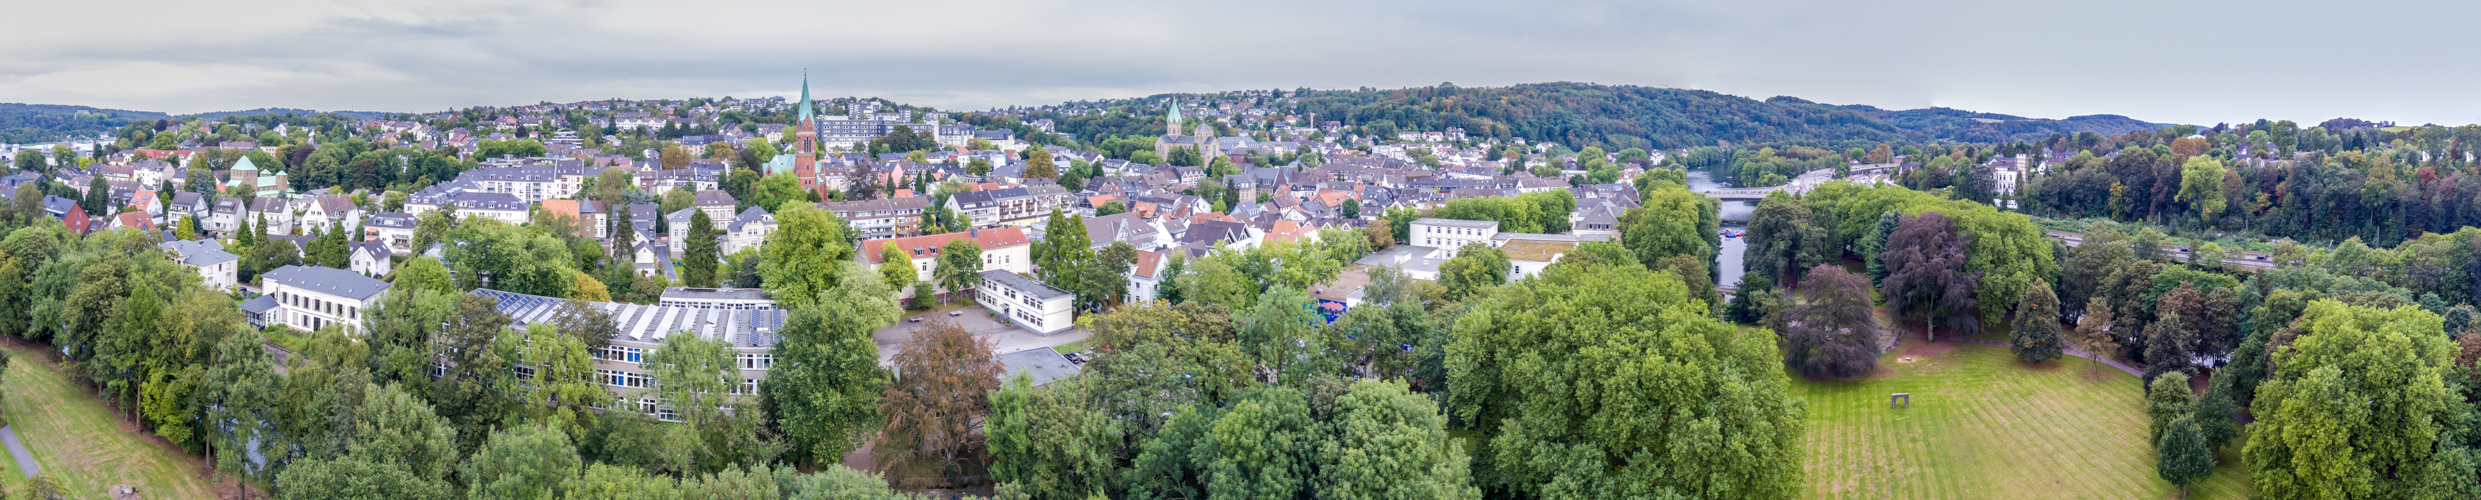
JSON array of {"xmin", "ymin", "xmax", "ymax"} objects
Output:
[{"xmin": 11, "ymin": 1, "xmax": 2481, "ymax": 125}]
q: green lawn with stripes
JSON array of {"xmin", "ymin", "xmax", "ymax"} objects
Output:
[
  {"xmin": 1794, "ymin": 340, "xmax": 2251, "ymax": 499},
  {"xmin": 0, "ymin": 345, "xmax": 221, "ymax": 499}
]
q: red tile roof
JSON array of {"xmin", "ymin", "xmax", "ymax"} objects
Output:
[{"xmin": 860, "ymin": 226, "xmax": 1030, "ymax": 264}]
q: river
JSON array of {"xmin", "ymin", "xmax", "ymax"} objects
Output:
[{"xmin": 1687, "ymin": 171, "xmax": 1752, "ymax": 289}]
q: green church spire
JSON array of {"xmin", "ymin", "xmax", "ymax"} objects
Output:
[{"xmin": 797, "ymin": 72, "xmax": 816, "ymax": 122}]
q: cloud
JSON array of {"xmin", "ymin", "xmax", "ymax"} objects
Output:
[{"xmin": 6, "ymin": 0, "xmax": 2481, "ymax": 126}]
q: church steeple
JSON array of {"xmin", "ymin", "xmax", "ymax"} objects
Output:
[
  {"xmin": 797, "ymin": 72, "xmax": 816, "ymax": 122},
  {"xmin": 1166, "ymin": 103, "xmax": 1182, "ymax": 136}
]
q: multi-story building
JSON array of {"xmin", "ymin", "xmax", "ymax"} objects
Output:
[
  {"xmin": 977, "ymin": 270, "xmax": 1075, "ymax": 335},
  {"xmin": 818, "ymin": 196, "xmax": 931, "ymax": 240},
  {"xmin": 859, "ymin": 226, "xmax": 1034, "ymax": 285},
  {"xmin": 945, "ymin": 186, "xmax": 1075, "ymax": 227},
  {"xmin": 471, "ymin": 288, "xmax": 784, "ymax": 421},
  {"xmin": 1409, "ymin": 218, "xmax": 1498, "ymax": 258},
  {"xmin": 259, "ymin": 265, "xmax": 390, "ymax": 334}
]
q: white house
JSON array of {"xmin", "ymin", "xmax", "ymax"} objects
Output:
[
  {"xmin": 159, "ymin": 239, "xmax": 239, "ymax": 292},
  {"xmin": 1409, "ymin": 218, "xmax": 1497, "ymax": 258},
  {"xmin": 723, "ymin": 206, "xmax": 775, "ymax": 255},
  {"xmin": 260, "ymin": 265, "xmax": 391, "ymax": 334},
  {"xmin": 349, "ymin": 241, "xmax": 393, "ymax": 277},
  {"xmin": 1126, "ymin": 250, "xmax": 1166, "ymax": 303},
  {"xmin": 977, "ymin": 270, "xmax": 1075, "ymax": 334}
]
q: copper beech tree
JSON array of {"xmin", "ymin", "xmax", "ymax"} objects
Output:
[{"xmin": 877, "ymin": 319, "xmax": 1006, "ymax": 482}]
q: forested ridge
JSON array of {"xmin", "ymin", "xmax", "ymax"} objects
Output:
[{"xmin": 1271, "ymin": 83, "xmax": 2166, "ymax": 149}]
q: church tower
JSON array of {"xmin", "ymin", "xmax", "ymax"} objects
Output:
[
  {"xmin": 794, "ymin": 74, "xmax": 821, "ymax": 190},
  {"xmin": 1166, "ymin": 104, "xmax": 1183, "ymax": 137}
]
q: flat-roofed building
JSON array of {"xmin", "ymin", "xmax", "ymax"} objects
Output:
[
  {"xmin": 472, "ymin": 287, "xmax": 786, "ymax": 421},
  {"xmin": 977, "ymin": 270, "xmax": 1074, "ymax": 335}
]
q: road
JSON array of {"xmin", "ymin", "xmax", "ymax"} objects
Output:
[
  {"xmin": 2047, "ymin": 230, "xmax": 2278, "ymax": 271},
  {"xmin": 0, "ymin": 425, "xmax": 35, "ymax": 478}
]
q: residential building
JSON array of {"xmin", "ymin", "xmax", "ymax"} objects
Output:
[
  {"xmin": 350, "ymin": 241, "xmax": 393, "ymax": 277},
  {"xmin": 977, "ymin": 270, "xmax": 1075, "ymax": 335},
  {"xmin": 159, "ymin": 239, "xmax": 239, "ymax": 292},
  {"xmin": 859, "ymin": 227, "xmax": 1034, "ymax": 289},
  {"xmin": 1410, "ymin": 218, "xmax": 1498, "ymax": 258},
  {"xmin": 818, "ymin": 196, "xmax": 930, "ymax": 240},
  {"xmin": 261, "ymin": 265, "xmax": 391, "ymax": 334},
  {"xmin": 723, "ymin": 206, "xmax": 775, "ymax": 255}
]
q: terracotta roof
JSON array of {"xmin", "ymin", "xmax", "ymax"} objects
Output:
[
  {"xmin": 1131, "ymin": 250, "xmax": 1165, "ymax": 278},
  {"xmin": 860, "ymin": 226, "xmax": 1030, "ymax": 264}
]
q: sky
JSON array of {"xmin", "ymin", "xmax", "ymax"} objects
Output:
[{"xmin": 9, "ymin": 0, "xmax": 2481, "ymax": 126}]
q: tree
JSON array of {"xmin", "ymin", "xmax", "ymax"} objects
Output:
[
  {"xmin": 1622, "ymin": 186, "xmax": 1718, "ymax": 272},
  {"xmin": 2010, "ymin": 278, "xmax": 2066, "ymax": 363},
  {"xmin": 1436, "ymin": 243, "xmax": 1507, "ymax": 301},
  {"xmin": 2145, "ymin": 312, "xmax": 2194, "ymax": 380},
  {"xmin": 984, "ymin": 376, "xmax": 1121, "ymax": 500},
  {"xmin": 2176, "ymin": 156, "xmax": 2228, "ymax": 220},
  {"xmin": 661, "ymin": 144, "xmax": 692, "ymax": 169},
  {"xmin": 1447, "ymin": 262, "xmax": 1804, "ymax": 498},
  {"xmin": 879, "ymin": 242, "xmax": 919, "ymax": 293},
  {"xmin": 83, "ymin": 176, "xmax": 108, "ymax": 215},
  {"xmin": 1880, "ymin": 212, "xmax": 1978, "ymax": 341},
  {"xmin": 934, "ymin": 239, "xmax": 983, "ymax": 297},
  {"xmin": 2242, "ymin": 300, "xmax": 2477, "ymax": 499},
  {"xmin": 1861, "ymin": 211, "xmax": 1901, "ymax": 286},
  {"xmin": 683, "ymin": 209, "xmax": 721, "ymax": 287},
  {"xmin": 766, "ymin": 262, "xmax": 898, "ymax": 467},
  {"xmin": 1340, "ymin": 198, "xmax": 1360, "ymax": 219},
  {"xmin": 1783, "ymin": 264, "xmax": 1879, "ymax": 379},
  {"xmin": 759, "ymin": 204, "xmax": 854, "ymax": 306},
  {"xmin": 876, "ymin": 319, "xmax": 1005, "ymax": 481},
  {"xmin": 461, "ymin": 424, "xmax": 582, "ymax": 500},
  {"xmin": 2146, "ymin": 371, "xmax": 2196, "ymax": 445},
  {"xmin": 1316, "ymin": 379, "xmax": 1483, "ymax": 500},
  {"xmin": 1745, "ymin": 192, "xmax": 1826, "ymax": 285},
  {"xmin": 1025, "ymin": 147, "xmax": 1057, "ymax": 179},
  {"xmin": 751, "ymin": 173, "xmax": 805, "ymax": 212},
  {"xmin": 275, "ymin": 457, "xmax": 451, "ymax": 500},
  {"xmin": 2072, "ymin": 301, "xmax": 2122, "ymax": 368},
  {"xmin": 648, "ymin": 333, "xmax": 777, "ymax": 472},
  {"xmin": 2157, "ymin": 416, "xmax": 2216, "ymax": 495}
]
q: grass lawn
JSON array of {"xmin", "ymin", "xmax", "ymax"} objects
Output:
[
  {"xmin": 1051, "ymin": 340, "xmax": 1086, "ymax": 354},
  {"xmin": 1794, "ymin": 339, "xmax": 2250, "ymax": 499},
  {"xmin": 0, "ymin": 344, "xmax": 222, "ymax": 499}
]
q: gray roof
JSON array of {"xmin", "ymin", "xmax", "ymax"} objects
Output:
[
  {"xmin": 160, "ymin": 239, "xmax": 238, "ymax": 266},
  {"xmin": 1412, "ymin": 217, "xmax": 1499, "ymax": 229},
  {"xmin": 471, "ymin": 288, "xmax": 785, "ymax": 348},
  {"xmin": 997, "ymin": 348, "xmax": 1082, "ymax": 387},
  {"xmin": 979, "ymin": 270, "xmax": 1071, "ymax": 300},
  {"xmin": 262, "ymin": 265, "xmax": 392, "ymax": 301},
  {"xmin": 240, "ymin": 294, "xmax": 280, "ymax": 314}
]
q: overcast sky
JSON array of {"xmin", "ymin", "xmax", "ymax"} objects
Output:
[{"xmin": 9, "ymin": 0, "xmax": 2481, "ymax": 126}]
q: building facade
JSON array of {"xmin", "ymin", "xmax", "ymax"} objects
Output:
[
  {"xmin": 261, "ymin": 265, "xmax": 391, "ymax": 334},
  {"xmin": 977, "ymin": 270, "xmax": 1075, "ymax": 334}
]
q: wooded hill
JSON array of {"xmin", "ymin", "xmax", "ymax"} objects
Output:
[{"xmin": 1284, "ymin": 82, "xmax": 2168, "ymax": 149}]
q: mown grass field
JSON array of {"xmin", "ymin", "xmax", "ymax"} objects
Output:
[
  {"xmin": 1794, "ymin": 340, "xmax": 2251, "ymax": 499},
  {"xmin": 0, "ymin": 344, "xmax": 221, "ymax": 499}
]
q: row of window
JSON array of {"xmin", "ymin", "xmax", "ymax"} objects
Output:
[{"xmin": 280, "ymin": 291, "xmax": 362, "ymax": 321}]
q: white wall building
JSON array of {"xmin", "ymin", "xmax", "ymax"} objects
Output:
[
  {"xmin": 977, "ymin": 270, "xmax": 1075, "ymax": 335},
  {"xmin": 261, "ymin": 265, "xmax": 391, "ymax": 334},
  {"xmin": 1409, "ymin": 218, "xmax": 1498, "ymax": 258},
  {"xmin": 160, "ymin": 239, "xmax": 239, "ymax": 292}
]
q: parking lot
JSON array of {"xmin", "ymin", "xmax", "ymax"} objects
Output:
[{"xmin": 872, "ymin": 305, "xmax": 1090, "ymax": 365}]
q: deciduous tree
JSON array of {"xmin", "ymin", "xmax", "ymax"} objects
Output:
[
  {"xmin": 1783, "ymin": 265, "xmax": 1879, "ymax": 378},
  {"xmin": 1880, "ymin": 212, "xmax": 1978, "ymax": 341},
  {"xmin": 876, "ymin": 319, "xmax": 1005, "ymax": 481}
]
